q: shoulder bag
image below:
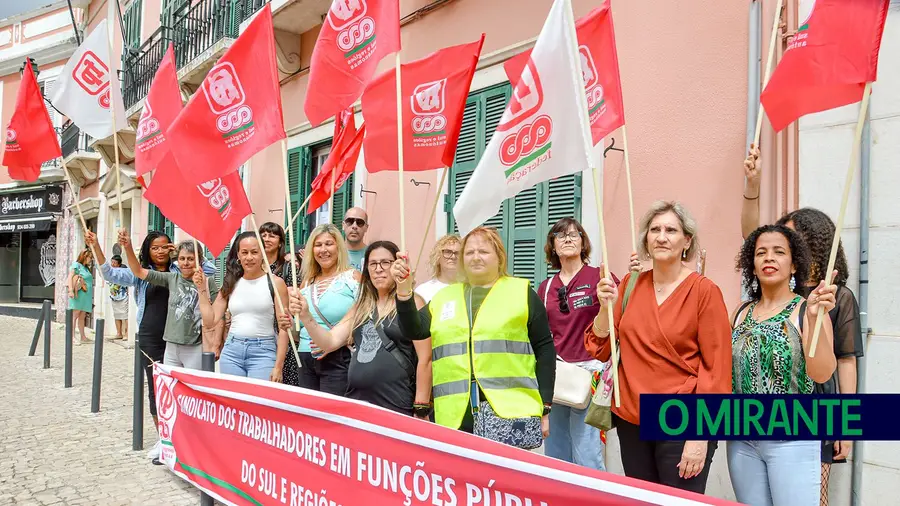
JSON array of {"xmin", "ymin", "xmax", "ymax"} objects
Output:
[{"xmin": 543, "ymin": 277, "xmax": 593, "ymax": 409}]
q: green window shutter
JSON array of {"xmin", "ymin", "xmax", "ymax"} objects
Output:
[
  {"xmin": 331, "ymin": 172, "xmax": 354, "ymax": 228},
  {"xmin": 214, "ymin": 243, "xmax": 231, "ymax": 287},
  {"xmin": 123, "ymin": 0, "xmax": 143, "ymax": 50},
  {"xmin": 508, "ymin": 185, "xmax": 540, "ymax": 288},
  {"xmin": 287, "ymin": 146, "xmax": 314, "ymax": 247},
  {"xmin": 542, "ymin": 174, "xmax": 583, "ymax": 281}
]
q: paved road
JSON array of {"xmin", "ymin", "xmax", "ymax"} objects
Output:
[{"xmin": 0, "ymin": 315, "xmax": 199, "ymax": 505}]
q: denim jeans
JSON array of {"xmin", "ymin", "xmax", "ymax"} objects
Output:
[
  {"xmin": 727, "ymin": 440, "xmax": 820, "ymax": 506},
  {"xmin": 545, "ymin": 359, "xmax": 605, "ymax": 470},
  {"xmin": 220, "ymin": 335, "xmax": 277, "ymax": 381}
]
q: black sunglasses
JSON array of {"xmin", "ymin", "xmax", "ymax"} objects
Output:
[
  {"xmin": 344, "ymin": 217, "xmax": 367, "ymax": 227},
  {"xmin": 557, "ymin": 285, "xmax": 570, "ymax": 314}
]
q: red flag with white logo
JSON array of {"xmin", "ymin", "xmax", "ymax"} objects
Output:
[
  {"xmin": 304, "ymin": 0, "xmax": 401, "ymax": 127},
  {"xmin": 167, "ymin": 5, "xmax": 286, "ymax": 185},
  {"xmin": 307, "ymin": 122, "xmax": 366, "ymax": 214},
  {"xmin": 135, "ymin": 44, "xmax": 181, "ymax": 177},
  {"xmin": 504, "ymin": 1, "xmax": 624, "ymax": 145},
  {"xmin": 761, "ymin": 0, "xmax": 889, "ymax": 132},
  {"xmin": 361, "ymin": 35, "xmax": 484, "ymax": 173},
  {"xmin": 144, "ymin": 155, "xmax": 251, "ymax": 257},
  {"xmin": 3, "ymin": 60, "xmax": 62, "ymax": 181}
]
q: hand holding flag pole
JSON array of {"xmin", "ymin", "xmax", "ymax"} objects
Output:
[{"xmin": 809, "ymin": 82, "xmax": 872, "ymax": 357}]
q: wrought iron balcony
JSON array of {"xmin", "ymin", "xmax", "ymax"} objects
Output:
[
  {"xmin": 123, "ymin": 26, "xmax": 169, "ymax": 111},
  {"xmin": 172, "ymin": 0, "xmax": 268, "ymax": 71},
  {"xmin": 60, "ymin": 122, "xmax": 94, "ymax": 159}
]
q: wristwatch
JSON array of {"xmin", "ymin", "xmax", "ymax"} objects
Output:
[{"xmin": 542, "ymin": 404, "xmax": 552, "ymax": 416}]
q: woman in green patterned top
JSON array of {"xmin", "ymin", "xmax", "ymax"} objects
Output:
[{"xmin": 727, "ymin": 224, "xmax": 837, "ymax": 506}]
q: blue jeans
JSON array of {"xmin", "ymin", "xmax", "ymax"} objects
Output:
[
  {"xmin": 545, "ymin": 359, "xmax": 605, "ymax": 471},
  {"xmin": 727, "ymin": 440, "xmax": 820, "ymax": 506},
  {"xmin": 220, "ymin": 335, "xmax": 277, "ymax": 381}
]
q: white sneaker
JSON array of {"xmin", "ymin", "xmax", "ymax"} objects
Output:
[{"xmin": 147, "ymin": 440, "xmax": 161, "ymax": 460}]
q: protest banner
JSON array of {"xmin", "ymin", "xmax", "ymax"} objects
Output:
[{"xmin": 154, "ymin": 363, "xmax": 739, "ymax": 506}]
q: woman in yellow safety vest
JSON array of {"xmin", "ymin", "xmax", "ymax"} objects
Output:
[{"xmin": 391, "ymin": 226, "xmax": 556, "ymax": 450}]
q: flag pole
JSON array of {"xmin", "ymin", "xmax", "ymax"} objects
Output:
[
  {"xmin": 61, "ymin": 161, "xmax": 105, "ymax": 284},
  {"xmin": 754, "ymin": 0, "xmax": 784, "ymax": 147},
  {"xmin": 279, "ymin": 138, "xmax": 301, "ymax": 332},
  {"xmin": 395, "ymin": 53, "xmax": 407, "ymax": 251},
  {"xmin": 413, "ymin": 167, "xmax": 448, "ymax": 276},
  {"xmin": 809, "ymin": 82, "xmax": 872, "ymax": 357},
  {"xmin": 620, "ymin": 126, "xmax": 637, "ymax": 253},
  {"xmin": 564, "ymin": 0, "xmax": 619, "ymax": 406},
  {"xmin": 250, "ymin": 214, "xmax": 303, "ymax": 372},
  {"xmin": 106, "ymin": 0, "xmax": 125, "ymax": 233},
  {"xmin": 328, "ymin": 169, "xmax": 336, "ymax": 224},
  {"xmin": 290, "ymin": 192, "xmax": 315, "ymax": 226}
]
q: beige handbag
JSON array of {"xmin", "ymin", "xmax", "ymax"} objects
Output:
[{"xmin": 544, "ymin": 277, "xmax": 593, "ymax": 409}]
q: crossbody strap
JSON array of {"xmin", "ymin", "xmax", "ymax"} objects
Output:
[
  {"xmin": 374, "ymin": 313, "xmax": 415, "ymax": 377},
  {"xmin": 542, "ymin": 275, "xmax": 555, "ymax": 307}
]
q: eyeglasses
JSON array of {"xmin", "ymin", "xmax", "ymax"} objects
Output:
[
  {"xmin": 344, "ymin": 217, "xmax": 367, "ymax": 227},
  {"xmin": 367, "ymin": 260, "xmax": 393, "ymax": 272},
  {"xmin": 554, "ymin": 231, "xmax": 581, "ymax": 241},
  {"xmin": 557, "ymin": 286, "xmax": 570, "ymax": 314},
  {"xmin": 441, "ymin": 249, "xmax": 459, "ymax": 259}
]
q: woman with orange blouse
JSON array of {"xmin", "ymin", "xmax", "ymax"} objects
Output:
[{"xmin": 585, "ymin": 201, "xmax": 732, "ymax": 493}]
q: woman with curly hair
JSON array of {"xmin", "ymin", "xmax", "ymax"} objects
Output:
[
  {"xmin": 415, "ymin": 234, "xmax": 461, "ymax": 303},
  {"xmin": 776, "ymin": 208, "xmax": 864, "ymax": 505},
  {"xmin": 728, "ymin": 224, "xmax": 838, "ymax": 506}
]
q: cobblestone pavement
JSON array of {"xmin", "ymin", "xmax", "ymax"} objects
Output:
[{"xmin": 0, "ymin": 315, "xmax": 200, "ymax": 505}]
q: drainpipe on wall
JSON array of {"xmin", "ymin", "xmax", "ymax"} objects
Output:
[{"xmin": 850, "ymin": 107, "xmax": 871, "ymax": 506}]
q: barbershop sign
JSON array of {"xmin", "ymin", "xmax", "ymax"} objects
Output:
[{"xmin": 0, "ymin": 186, "xmax": 63, "ymax": 217}]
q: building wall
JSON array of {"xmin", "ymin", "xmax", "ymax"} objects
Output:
[{"xmin": 798, "ymin": 3, "xmax": 900, "ymax": 505}]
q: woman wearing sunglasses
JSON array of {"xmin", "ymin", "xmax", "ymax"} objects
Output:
[
  {"xmin": 415, "ymin": 234, "xmax": 461, "ymax": 303},
  {"xmin": 538, "ymin": 218, "xmax": 617, "ymax": 471}
]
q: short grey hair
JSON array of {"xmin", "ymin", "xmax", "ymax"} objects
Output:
[
  {"xmin": 176, "ymin": 240, "xmax": 196, "ymax": 256},
  {"xmin": 638, "ymin": 200, "xmax": 699, "ymax": 261}
]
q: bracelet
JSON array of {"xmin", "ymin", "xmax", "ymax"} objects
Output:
[
  {"xmin": 397, "ymin": 291, "xmax": 413, "ymax": 299},
  {"xmin": 743, "ymin": 194, "xmax": 759, "ymax": 200}
]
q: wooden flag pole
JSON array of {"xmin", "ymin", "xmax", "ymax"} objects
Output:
[
  {"xmin": 290, "ymin": 192, "xmax": 315, "ymax": 227},
  {"xmin": 328, "ymin": 167, "xmax": 337, "ymax": 224},
  {"xmin": 620, "ymin": 126, "xmax": 638, "ymax": 253},
  {"xmin": 250, "ymin": 214, "xmax": 303, "ymax": 371},
  {"xmin": 279, "ymin": 138, "xmax": 301, "ymax": 332},
  {"xmin": 395, "ymin": 53, "xmax": 407, "ymax": 251},
  {"xmin": 106, "ymin": 0, "xmax": 125, "ymax": 232},
  {"xmin": 754, "ymin": 0, "xmax": 784, "ymax": 147},
  {"xmin": 413, "ymin": 167, "xmax": 448, "ymax": 276},
  {"xmin": 809, "ymin": 82, "xmax": 872, "ymax": 357},
  {"xmin": 61, "ymin": 162, "xmax": 105, "ymax": 284}
]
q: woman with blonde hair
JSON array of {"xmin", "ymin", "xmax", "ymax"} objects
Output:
[
  {"xmin": 415, "ymin": 234, "xmax": 461, "ymax": 303},
  {"xmin": 287, "ymin": 241, "xmax": 433, "ymax": 415},
  {"xmin": 67, "ymin": 248, "xmax": 95, "ymax": 344},
  {"xmin": 586, "ymin": 201, "xmax": 732, "ymax": 493},
  {"xmin": 286, "ymin": 223, "xmax": 360, "ymax": 394},
  {"xmin": 390, "ymin": 227, "xmax": 556, "ymax": 449}
]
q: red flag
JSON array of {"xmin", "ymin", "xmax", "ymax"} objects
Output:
[
  {"xmin": 307, "ymin": 123, "xmax": 366, "ymax": 214},
  {"xmin": 3, "ymin": 60, "xmax": 62, "ymax": 181},
  {"xmin": 761, "ymin": 0, "xmax": 889, "ymax": 132},
  {"xmin": 503, "ymin": 1, "xmax": 625, "ymax": 145},
  {"xmin": 135, "ymin": 44, "xmax": 181, "ymax": 177},
  {"xmin": 167, "ymin": 5, "xmax": 286, "ymax": 185},
  {"xmin": 361, "ymin": 36, "xmax": 484, "ymax": 173},
  {"xmin": 304, "ymin": 0, "xmax": 401, "ymax": 127},
  {"xmin": 145, "ymin": 155, "xmax": 251, "ymax": 257}
]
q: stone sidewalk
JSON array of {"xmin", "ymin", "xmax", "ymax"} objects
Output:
[{"xmin": 0, "ymin": 315, "xmax": 199, "ymax": 505}]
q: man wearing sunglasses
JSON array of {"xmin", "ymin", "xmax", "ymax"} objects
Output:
[{"xmin": 342, "ymin": 207, "xmax": 369, "ymax": 272}]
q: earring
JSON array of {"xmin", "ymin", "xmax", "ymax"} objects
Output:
[
  {"xmin": 682, "ymin": 249, "xmax": 687, "ymax": 260},
  {"xmin": 789, "ymin": 275, "xmax": 796, "ymax": 291},
  {"xmin": 751, "ymin": 277, "xmax": 759, "ymax": 292}
]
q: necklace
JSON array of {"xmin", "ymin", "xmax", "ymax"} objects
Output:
[{"xmin": 752, "ymin": 297, "xmax": 796, "ymax": 322}]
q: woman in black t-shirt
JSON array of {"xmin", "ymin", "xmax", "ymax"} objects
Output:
[{"xmin": 285, "ymin": 241, "xmax": 433, "ymax": 416}]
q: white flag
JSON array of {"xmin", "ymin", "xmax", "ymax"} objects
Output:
[
  {"xmin": 51, "ymin": 19, "xmax": 126, "ymax": 140},
  {"xmin": 453, "ymin": 0, "xmax": 592, "ymax": 236}
]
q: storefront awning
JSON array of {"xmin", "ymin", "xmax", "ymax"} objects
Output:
[{"xmin": 0, "ymin": 214, "xmax": 55, "ymax": 233}]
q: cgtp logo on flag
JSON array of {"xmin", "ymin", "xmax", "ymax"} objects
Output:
[
  {"xmin": 154, "ymin": 371, "xmax": 178, "ymax": 467},
  {"xmin": 198, "ymin": 178, "xmax": 233, "ymax": 220},
  {"xmin": 411, "ymin": 79, "xmax": 449, "ymax": 148},
  {"xmin": 788, "ymin": 0, "xmax": 816, "ymax": 50},
  {"xmin": 580, "ymin": 46, "xmax": 606, "ymax": 118},
  {"xmin": 202, "ymin": 63, "xmax": 255, "ymax": 147},
  {"xmin": 5, "ymin": 128, "xmax": 20, "ymax": 152},
  {"xmin": 329, "ymin": 0, "xmax": 377, "ymax": 67},
  {"xmin": 72, "ymin": 51, "xmax": 112, "ymax": 109},
  {"xmin": 136, "ymin": 102, "xmax": 163, "ymax": 152},
  {"xmin": 498, "ymin": 60, "xmax": 552, "ymax": 181}
]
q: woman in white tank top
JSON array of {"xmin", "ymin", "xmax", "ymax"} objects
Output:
[{"xmin": 198, "ymin": 232, "xmax": 290, "ymax": 381}]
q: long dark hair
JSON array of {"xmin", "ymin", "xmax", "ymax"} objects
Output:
[
  {"xmin": 351, "ymin": 241, "xmax": 400, "ymax": 331},
  {"xmin": 220, "ymin": 231, "xmax": 259, "ymax": 301},
  {"xmin": 259, "ymin": 221, "xmax": 286, "ymax": 273},
  {"xmin": 139, "ymin": 231, "xmax": 172, "ymax": 270},
  {"xmin": 736, "ymin": 224, "xmax": 811, "ymax": 301},
  {"xmin": 776, "ymin": 208, "xmax": 848, "ymax": 286}
]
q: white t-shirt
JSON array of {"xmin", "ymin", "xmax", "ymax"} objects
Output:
[
  {"xmin": 228, "ymin": 276, "xmax": 275, "ymax": 337},
  {"xmin": 415, "ymin": 279, "xmax": 449, "ymax": 303}
]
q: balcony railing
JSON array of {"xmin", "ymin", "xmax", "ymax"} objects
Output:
[
  {"xmin": 60, "ymin": 122, "xmax": 94, "ymax": 159},
  {"xmin": 173, "ymin": 0, "xmax": 268, "ymax": 69},
  {"xmin": 123, "ymin": 26, "xmax": 168, "ymax": 110}
]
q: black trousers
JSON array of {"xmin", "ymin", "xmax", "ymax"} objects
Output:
[
  {"xmin": 139, "ymin": 336, "xmax": 166, "ymax": 417},
  {"xmin": 614, "ymin": 414, "xmax": 717, "ymax": 494},
  {"xmin": 296, "ymin": 348, "xmax": 350, "ymax": 396}
]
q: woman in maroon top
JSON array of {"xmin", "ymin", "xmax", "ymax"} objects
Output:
[{"xmin": 537, "ymin": 218, "xmax": 617, "ymax": 471}]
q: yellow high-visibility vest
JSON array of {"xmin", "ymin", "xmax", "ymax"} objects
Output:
[{"xmin": 429, "ymin": 276, "xmax": 542, "ymax": 429}]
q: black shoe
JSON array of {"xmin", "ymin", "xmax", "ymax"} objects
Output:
[{"xmin": 152, "ymin": 457, "xmax": 163, "ymax": 466}]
